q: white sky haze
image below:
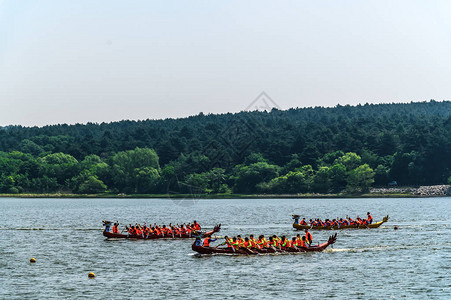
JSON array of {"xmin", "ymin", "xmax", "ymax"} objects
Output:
[{"xmin": 0, "ymin": 0, "xmax": 450, "ymax": 126}]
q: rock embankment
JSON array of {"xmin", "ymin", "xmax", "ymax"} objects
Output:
[
  {"xmin": 370, "ymin": 187, "xmax": 417, "ymax": 194},
  {"xmin": 415, "ymin": 185, "xmax": 451, "ymax": 196},
  {"xmin": 370, "ymin": 185, "xmax": 451, "ymax": 196}
]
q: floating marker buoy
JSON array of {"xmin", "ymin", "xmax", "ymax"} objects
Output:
[
  {"xmin": 394, "ymin": 226, "xmax": 398, "ymax": 230},
  {"xmin": 30, "ymin": 258, "xmax": 36, "ymax": 263},
  {"xmin": 88, "ymin": 272, "xmax": 95, "ymax": 278}
]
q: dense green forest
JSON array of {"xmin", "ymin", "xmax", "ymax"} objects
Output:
[{"xmin": 0, "ymin": 100, "xmax": 450, "ymax": 195}]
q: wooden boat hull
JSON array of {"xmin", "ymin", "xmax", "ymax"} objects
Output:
[
  {"xmin": 293, "ymin": 216, "xmax": 389, "ymax": 230},
  {"xmin": 192, "ymin": 234, "xmax": 337, "ymax": 255},
  {"xmin": 103, "ymin": 224, "xmax": 221, "ymax": 239}
]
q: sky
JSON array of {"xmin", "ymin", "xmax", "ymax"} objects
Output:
[{"xmin": 0, "ymin": 0, "xmax": 450, "ymax": 127}]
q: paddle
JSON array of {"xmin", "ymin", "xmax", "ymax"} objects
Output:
[{"xmin": 244, "ymin": 247, "xmax": 257, "ymax": 255}]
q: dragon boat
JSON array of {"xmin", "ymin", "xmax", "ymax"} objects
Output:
[
  {"xmin": 102, "ymin": 221, "xmax": 221, "ymax": 239},
  {"xmin": 192, "ymin": 233, "xmax": 337, "ymax": 255},
  {"xmin": 292, "ymin": 215, "xmax": 389, "ymax": 230}
]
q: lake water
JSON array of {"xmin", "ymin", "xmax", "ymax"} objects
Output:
[{"xmin": 0, "ymin": 197, "xmax": 450, "ymax": 299}]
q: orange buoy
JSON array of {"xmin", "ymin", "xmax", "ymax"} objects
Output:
[
  {"xmin": 88, "ymin": 272, "xmax": 95, "ymax": 278},
  {"xmin": 30, "ymin": 258, "xmax": 36, "ymax": 263}
]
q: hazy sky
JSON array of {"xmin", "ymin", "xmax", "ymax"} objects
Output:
[{"xmin": 1, "ymin": 0, "xmax": 450, "ymax": 126}]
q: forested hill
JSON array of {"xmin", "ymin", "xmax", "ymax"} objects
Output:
[{"xmin": 0, "ymin": 100, "xmax": 450, "ymax": 194}]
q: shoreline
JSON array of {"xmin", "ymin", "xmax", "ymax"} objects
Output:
[{"xmin": 1, "ymin": 192, "xmax": 448, "ymax": 199}]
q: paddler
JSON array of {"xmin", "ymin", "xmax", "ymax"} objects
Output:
[
  {"xmin": 129, "ymin": 225, "xmax": 136, "ymax": 235},
  {"xmin": 296, "ymin": 234, "xmax": 302, "ymax": 245},
  {"xmin": 300, "ymin": 218, "xmax": 307, "ymax": 225},
  {"xmin": 237, "ymin": 235, "xmax": 245, "ymax": 247},
  {"xmin": 231, "ymin": 237, "xmax": 240, "ymax": 250},
  {"xmin": 173, "ymin": 226, "xmax": 180, "ymax": 237},
  {"xmin": 135, "ymin": 225, "xmax": 143, "ymax": 236},
  {"xmin": 112, "ymin": 222, "xmax": 119, "ymax": 233},
  {"xmin": 203, "ymin": 236, "xmax": 216, "ymax": 247},
  {"xmin": 192, "ymin": 220, "xmax": 201, "ymax": 231},
  {"xmin": 154, "ymin": 226, "xmax": 162, "ymax": 236},
  {"xmin": 180, "ymin": 225, "xmax": 187, "ymax": 236},
  {"xmin": 304, "ymin": 229, "xmax": 312, "ymax": 246},
  {"xmin": 281, "ymin": 236, "xmax": 290, "ymax": 249},
  {"xmin": 249, "ymin": 235, "xmax": 258, "ymax": 248},
  {"xmin": 224, "ymin": 236, "xmax": 233, "ymax": 248},
  {"xmin": 243, "ymin": 237, "xmax": 252, "ymax": 249},
  {"xmin": 367, "ymin": 212, "xmax": 373, "ymax": 224}
]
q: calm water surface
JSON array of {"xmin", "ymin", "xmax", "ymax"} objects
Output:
[{"xmin": 0, "ymin": 197, "xmax": 450, "ymax": 299}]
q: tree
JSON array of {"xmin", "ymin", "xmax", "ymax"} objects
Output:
[
  {"xmin": 40, "ymin": 153, "xmax": 79, "ymax": 187},
  {"xmin": 312, "ymin": 166, "xmax": 330, "ymax": 193},
  {"xmin": 20, "ymin": 139, "xmax": 44, "ymax": 156},
  {"xmin": 107, "ymin": 147, "xmax": 160, "ymax": 193},
  {"xmin": 374, "ymin": 164, "xmax": 389, "ymax": 186},
  {"xmin": 232, "ymin": 162, "xmax": 279, "ymax": 193},
  {"xmin": 77, "ymin": 175, "xmax": 107, "ymax": 194},
  {"xmin": 347, "ymin": 164, "xmax": 375, "ymax": 193},
  {"xmin": 328, "ymin": 163, "xmax": 347, "ymax": 192},
  {"xmin": 334, "ymin": 152, "xmax": 362, "ymax": 171}
]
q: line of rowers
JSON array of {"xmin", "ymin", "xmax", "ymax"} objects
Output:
[
  {"xmin": 202, "ymin": 229, "xmax": 314, "ymax": 250},
  {"xmin": 298, "ymin": 212, "xmax": 374, "ymax": 227},
  {"xmin": 111, "ymin": 220, "xmax": 202, "ymax": 237}
]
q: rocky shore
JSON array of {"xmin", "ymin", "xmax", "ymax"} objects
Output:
[{"xmin": 370, "ymin": 185, "xmax": 451, "ymax": 196}]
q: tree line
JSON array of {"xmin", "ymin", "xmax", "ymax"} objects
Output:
[
  {"xmin": 0, "ymin": 100, "xmax": 449, "ymax": 194},
  {"xmin": 0, "ymin": 148, "xmax": 378, "ymax": 194}
]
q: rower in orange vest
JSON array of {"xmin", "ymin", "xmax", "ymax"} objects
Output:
[
  {"xmin": 203, "ymin": 236, "xmax": 216, "ymax": 247},
  {"xmin": 154, "ymin": 227, "xmax": 161, "ymax": 236},
  {"xmin": 224, "ymin": 236, "xmax": 233, "ymax": 248},
  {"xmin": 304, "ymin": 229, "xmax": 312, "ymax": 245},
  {"xmin": 243, "ymin": 237, "xmax": 252, "ymax": 248},
  {"xmin": 135, "ymin": 226, "xmax": 142, "ymax": 236},
  {"xmin": 192, "ymin": 220, "xmax": 201, "ymax": 231},
  {"xmin": 367, "ymin": 212, "xmax": 373, "ymax": 224},
  {"xmin": 180, "ymin": 225, "xmax": 186, "ymax": 235},
  {"xmin": 129, "ymin": 226, "xmax": 136, "ymax": 235},
  {"xmin": 231, "ymin": 237, "xmax": 240, "ymax": 250},
  {"xmin": 237, "ymin": 235, "xmax": 245, "ymax": 247},
  {"xmin": 282, "ymin": 237, "xmax": 291, "ymax": 249},
  {"xmin": 249, "ymin": 235, "xmax": 258, "ymax": 248},
  {"xmin": 112, "ymin": 222, "xmax": 119, "ymax": 233},
  {"xmin": 300, "ymin": 236, "xmax": 308, "ymax": 248},
  {"xmin": 166, "ymin": 226, "xmax": 173, "ymax": 235}
]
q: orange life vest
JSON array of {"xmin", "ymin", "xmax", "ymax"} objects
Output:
[
  {"xmin": 231, "ymin": 240, "xmax": 239, "ymax": 250},
  {"xmin": 203, "ymin": 238, "xmax": 211, "ymax": 247},
  {"xmin": 306, "ymin": 232, "xmax": 312, "ymax": 242}
]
